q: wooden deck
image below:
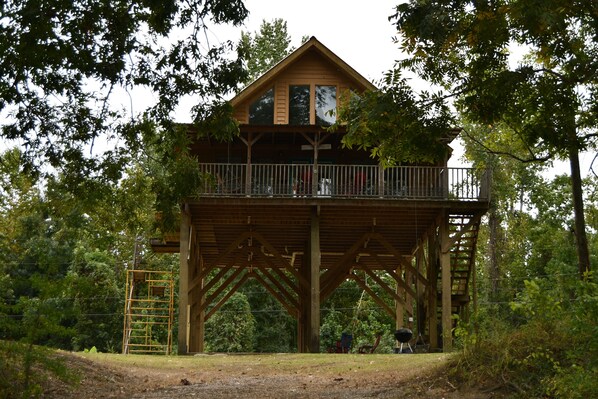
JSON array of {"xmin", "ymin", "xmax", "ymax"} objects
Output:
[
  {"xmin": 160, "ymin": 164, "xmax": 489, "ymax": 354},
  {"xmin": 196, "ymin": 163, "xmax": 490, "ymax": 201}
]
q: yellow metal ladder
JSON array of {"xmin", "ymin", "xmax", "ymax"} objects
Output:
[{"xmin": 122, "ymin": 269, "xmax": 175, "ymax": 355}]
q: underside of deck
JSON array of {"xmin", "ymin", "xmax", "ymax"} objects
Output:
[
  {"xmin": 183, "ymin": 198, "xmax": 480, "ymax": 268},
  {"xmin": 164, "ymin": 195, "xmax": 488, "ymax": 354}
]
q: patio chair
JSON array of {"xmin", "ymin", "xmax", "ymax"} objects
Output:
[
  {"xmin": 327, "ymin": 332, "xmax": 353, "ymax": 353},
  {"xmin": 358, "ymin": 333, "xmax": 382, "ymax": 354},
  {"xmin": 339, "ymin": 332, "xmax": 352, "ymax": 353}
]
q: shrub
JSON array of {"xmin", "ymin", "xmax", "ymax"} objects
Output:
[
  {"xmin": 450, "ymin": 276, "xmax": 597, "ymax": 398},
  {"xmin": 0, "ymin": 340, "xmax": 77, "ymax": 399}
]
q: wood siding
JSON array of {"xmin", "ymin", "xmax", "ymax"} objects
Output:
[{"xmin": 234, "ymin": 49, "xmax": 363, "ymax": 125}]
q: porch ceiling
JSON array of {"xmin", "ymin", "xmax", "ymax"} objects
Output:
[{"xmin": 186, "ymin": 198, "xmax": 486, "ymax": 271}]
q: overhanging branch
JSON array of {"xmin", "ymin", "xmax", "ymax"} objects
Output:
[{"xmin": 461, "ymin": 127, "xmax": 553, "ymax": 163}]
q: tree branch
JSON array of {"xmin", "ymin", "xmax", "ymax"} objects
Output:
[
  {"xmin": 461, "ymin": 127, "xmax": 553, "ymax": 163},
  {"xmin": 532, "ymin": 68, "xmax": 565, "ymax": 80},
  {"xmin": 590, "ymin": 152, "xmax": 598, "ymax": 178}
]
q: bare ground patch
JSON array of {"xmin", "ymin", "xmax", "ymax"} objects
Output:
[{"xmin": 40, "ymin": 352, "xmax": 505, "ymax": 399}]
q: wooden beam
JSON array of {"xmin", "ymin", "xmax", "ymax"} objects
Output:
[
  {"xmin": 178, "ymin": 205, "xmax": 191, "ymax": 354},
  {"xmin": 192, "ymin": 262, "xmax": 234, "ymax": 296},
  {"xmin": 255, "ymin": 264, "xmax": 299, "ymax": 310},
  {"xmin": 428, "ymin": 233, "xmax": 438, "ymax": 350},
  {"xmin": 307, "ymin": 206, "xmax": 321, "ymax": 353},
  {"xmin": 205, "ymin": 272, "xmax": 250, "ymax": 320},
  {"xmin": 195, "ymin": 245, "xmax": 206, "ymax": 353},
  {"xmin": 370, "ymin": 232, "xmax": 429, "ymax": 287},
  {"xmin": 350, "ymin": 273, "xmax": 395, "ymax": 319},
  {"xmin": 252, "ymin": 272, "xmax": 299, "ymax": 318},
  {"xmin": 416, "ymin": 244, "xmax": 426, "ymax": 343},
  {"xmin": 320, "ymin": 232, "xmax": 372, "ymax": 299},
  {"xmin": 440, "ymin": 211, "xmax": 452, "ymax": 352},
  {"xmin": 253, "ymin": 249, "xmax": 299, "ymax": 296},
  {"xmin": 198, "ymin": 266, "xmax": 246, "ymax": 314},
  {"xmin": 369, "ymin": 252, "xmax": 418, "ymax": 300},
  {"xmin": 251, "ymin": 231, "xmax": 308, "ymax": 289},
  {"xmin": 362, "ymin": 267, "xmax": 412, "ymax": 315},
  {"xmin": 188, "ymin": 231, "xmax": 252, "ymax": 293}
]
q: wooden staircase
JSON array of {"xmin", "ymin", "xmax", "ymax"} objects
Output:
[{"xmin": 437, "ymin": 213, "xmax": 481, "ymax": 320}]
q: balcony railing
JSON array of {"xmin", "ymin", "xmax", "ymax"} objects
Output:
[{"xmin": 197, "ymin": 163, "xmax": 490, "ymax": 201}]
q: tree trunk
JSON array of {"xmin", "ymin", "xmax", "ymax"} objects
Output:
[
  {"xmin": 488, "ymin": 203, "xmax": 500, "ymax": 298},
  {"xmin": 568, "ymin": 142, "xmax": 591, "ymax": 278}
]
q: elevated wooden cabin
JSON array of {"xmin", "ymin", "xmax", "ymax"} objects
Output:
[{"xmin": 153, "ymin": 37, "xmax": 490, "ymax": 354}]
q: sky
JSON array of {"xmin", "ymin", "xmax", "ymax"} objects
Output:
[{"xmin": 213, "ymin": 0, "xmax": 401, "ymax": 84}]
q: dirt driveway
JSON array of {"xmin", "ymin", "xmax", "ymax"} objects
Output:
[{"xmin": 42, "ymin": 352, "xmax": 500, "ymax": 399}]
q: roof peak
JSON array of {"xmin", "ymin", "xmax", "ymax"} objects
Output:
[{"xmin": 230, "ymin": 37, "xmax": 375, "ymax": 107}]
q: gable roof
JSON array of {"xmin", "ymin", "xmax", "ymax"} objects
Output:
[{"xmin": 230, "ymin": 36, "xmax": 376, "ymax": 107}]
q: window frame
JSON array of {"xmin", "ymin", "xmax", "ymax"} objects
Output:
[
  {"xmin": 248, "ymin": 86, "xmax": 275, "ymax": 125},
  {"xmin": 286, "ymin": 83, "xmax": 338, "ymax": 125}
]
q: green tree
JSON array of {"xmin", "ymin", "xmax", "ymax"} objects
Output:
[
  {"xmin": 205, "ymin": 292, "xmax": 255, "ymax": 352},
  {"xmin": 239, "ymin": 18, "xmax": 293, "ymax": 84},
  {"xmin": 460, "ymin": 121, "xmax": 548, "ymax": 301},
  {"xmin": 0, "ymin": 0, "xmax": 248, "ymax": 185},
  {"xmin": 241, "ymin": 280, "xmax": 295, "ymax": 352},
  {"xmin": 0, "ymin": 147, "xmax": 165, "ymax": 350},
  {"xmin": 65, "ymin": 248, "xmax": 122, "ymax": 352},
  {"xmin": 390, "ymin": 0, "xmax": 597, "ymax": 277},
  {"xmin": 336, "ymin": 70, "xmax": 453, "ymax": 166}
]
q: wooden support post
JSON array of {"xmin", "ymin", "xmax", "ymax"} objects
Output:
[
  {"xmin": 196, "ymin": 252, "xmax": 206, "ymax": 353},
  {"xmin": 306, "ymin": 206, "xmax": 321, "ymax": 352},
  {"xmin": 428, "ymin": 235, "xmax": 438, "ymax": 350},
  {"xmin": 246, "ymin": 132, "xmax": 252, "ymax": 195},
  {"xmin": 440, "ymin": 212, "xmax": 452, "ymax": 352},
  {"xmin": 298, "ymin": 241, "xmax": 308, "ymax": 353},
  {"xmin": 178, "ymin": 205, "xmax": 191, "ymax": 354},
  {"xmin": 416, "ymin": 244, "xmax": 426, "ymax": 342},
  {"xmin": 395, "ymin": 266, "xmax": 404, "ymax": 330}
]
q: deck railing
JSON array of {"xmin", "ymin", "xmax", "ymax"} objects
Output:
[{"xmin": 197, "ymin": 163, "xmax": 490, "ymax": 201}]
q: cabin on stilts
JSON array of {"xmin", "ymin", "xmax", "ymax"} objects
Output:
[{"xmin": 150, "ymin": 37, "xmax": 490, "ymax": 354}]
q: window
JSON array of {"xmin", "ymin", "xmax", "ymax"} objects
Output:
[
  {"xmin": 315, "ymin": 85, "xmax": 337, "ymax": 126},
  {"xmin": 249, "ymin": 88, "xmax": 274, "ymax": 124},
  {"xmin": 289, "ymin": 85, "xmax": 310, "ymax": 125}
]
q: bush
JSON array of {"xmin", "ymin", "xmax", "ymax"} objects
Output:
[
  {"xmin": 451, "ymin": 276, "xmax": 598, "ymax": 398},
  {"xmin": 0, "ymin": 340, "xmax": 77, "ymax": 399}
]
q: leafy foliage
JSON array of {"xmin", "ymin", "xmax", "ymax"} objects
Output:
[
  {"xmin": 238, "ymin": 18, "xmax": 293, "ymax": 84},
  {"xmin": 65, "ymin": 248, "xmax": 123, "ymax": 352},
  {"xmin": 392, "ymin": 0, "xmax": 597, "ymax": 274},
  {"xmin": 0, "ymin": 341, "xmax": 77, "ymax": 399},
  {"xmin": 0, "ymin": 147, "xmax": 170, "ymax": 353},
  {"xmin": 453, "ymin": 276, "xmax": 598, "ymax": 398},
  {"xmin": 241, "ymin": 280, "xmax": 295, "ymax": 352},
  {"xmin": 0, "ymin": 0, "xmax": 248, "ymax": 185},
  {"xmin": 336, "ymin": 71, "xmax": 453, "ymax": 165},
  {"xmin": 205, "ymin": 292, "xmax": 256, "ymax": 352}
]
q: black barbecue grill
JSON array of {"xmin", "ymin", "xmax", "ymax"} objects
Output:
[{"xmin": 394, "ymin": 328, "xmax": 413, "ymax": 353}]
